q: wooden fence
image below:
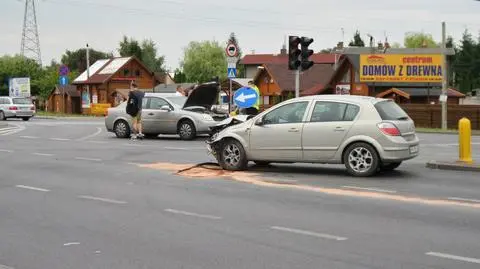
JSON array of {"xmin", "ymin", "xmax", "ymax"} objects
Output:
[{"xmin": 400, "ymin": 104, "xmax": 480, "ymax": 130}]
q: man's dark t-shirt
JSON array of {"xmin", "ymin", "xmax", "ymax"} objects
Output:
[{"xmin": 126, "ymin": 90, "xmax": 145, "ymax": 116}]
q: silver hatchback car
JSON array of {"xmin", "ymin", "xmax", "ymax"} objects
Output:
[{"xmin": 206, "ymin": 95, "xmax": 419, "ymax": 177}]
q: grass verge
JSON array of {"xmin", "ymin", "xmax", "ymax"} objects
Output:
[{"xmin": 416, "ymin": 127, "xmax": 480, "ymax": 135}]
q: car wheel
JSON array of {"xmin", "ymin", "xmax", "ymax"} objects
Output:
[
  {"xmin": 380, "ymin": 162, "xmax": 402, "ymax": 171},
  {"xmin": 218, "ymin": 139, "xmax": 247, "ymax": 171},
  {"xmin": 178, "ymin": 120, "xmax": 196, "ymax": 140},
  {"xmin": 114, "ymin": 120, "xmax": 130, "ymax": 138},
  {"xmin": 0, "ymin": 111, "xmax": 5, "ymax": 121},
  {"xmin": 344, "ymin": 142, "xmax": 379, "ymax": 177},
  {"xmin": 254, "ymin": 161, "xmax": 271, "ymax": 166},
  {"xmin": 22, "ymin": 117, "xmax": 30, "ymax": 121}
]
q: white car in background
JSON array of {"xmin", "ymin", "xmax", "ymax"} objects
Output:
[{"xmin": 0, "ymin": 96, "xmax": 35, "ymax": 121}]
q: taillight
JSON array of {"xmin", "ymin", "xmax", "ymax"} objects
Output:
[
  {"xmin": 378, "ymin": 122, "xmax": 401, "ymax": 136},
  {"xmin": 30, "ymin": 106, "xmax": 35, "ymax": 111},
  {"xmin": 8, "ymin": 106, "xmax": 18, "ymax": 111}
]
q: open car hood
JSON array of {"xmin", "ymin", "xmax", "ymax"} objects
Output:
[{"xmin": 182, "ymin": 82, "xmax": 220, "ymax": 110}]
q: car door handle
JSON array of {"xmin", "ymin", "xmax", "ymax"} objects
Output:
[
  {"xmin": 334, "ymin": 127, "xmax": 345, "ymax": 131},
  {"xmin": 148, "ymin": 113, "xmax": 154, "ymax": 116},
  {"xmin": 288, "ymin": 128, "xmax": 299, "ymax": 132}
]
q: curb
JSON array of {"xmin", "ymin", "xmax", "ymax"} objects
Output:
[{"xmin": 426, "ymin": 160, "xmax": 480, "ymax": 172}]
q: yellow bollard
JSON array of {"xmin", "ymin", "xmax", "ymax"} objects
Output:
[{"xmin": 458, "ymin": 117, "xmax": 473, "ymax": 164}]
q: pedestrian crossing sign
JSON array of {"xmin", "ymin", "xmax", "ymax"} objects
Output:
[{"xmin": 227, "ymin": 68, "xmax": 237, "ymax": 78}]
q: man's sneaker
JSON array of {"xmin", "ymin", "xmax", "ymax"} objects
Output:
[
  {"xmin": 137, "ymin": 133, "xmax": 145, "ymax": 140},
  {"xmin": 130, "ymin": 134, "xmax": 137, "ymax": 140}
]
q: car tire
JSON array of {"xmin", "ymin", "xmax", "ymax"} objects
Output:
[
  {"xmin": 0, "ymin": 111, "xmax": 5, "ymax": 121},
  {"xmin": 254, "ymin": 161, "xmax": 271, "ymax": 166},
  {"xmin": 22, "ymin": 117, "xmax": 30, "ymax": 121},
  {"xmin": 178, "ymin": 120, "xmax": 196, "ymax": 140},
  {"xmin": 114, "ymin": 120, "xmax": 130, "ymax": 138},
  {"xmin": 343, "ymin": 142, "xmax": 380, "ymax": 177},
  {"xmin": 380, "ymin": 162, "xmax": 402, "ymax": 171},
  {"xmin": 218, "ymin": 139, "xmax": 248, "ymax": 171}
]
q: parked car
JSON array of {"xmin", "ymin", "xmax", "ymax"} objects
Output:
[
  {"xmin": 105, "ymin": 82, "xmax": 229, "ymax": 140},
  {"xmin": 0, "ymin": 96, "xmax": 35, "ymax": 121},
  {"xmin": 206, "ymin": 95, "xmax": 419, "ymax": 177}
]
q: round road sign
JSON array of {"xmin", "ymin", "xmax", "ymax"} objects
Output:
[{"xmin": 226, "ymin": 43, "xmax": 238, "ymax": 57}]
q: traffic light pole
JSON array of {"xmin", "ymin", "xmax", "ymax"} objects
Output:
[{"xmin": 295, "ymin": 68, "xmax": 300, "ymax": 98}]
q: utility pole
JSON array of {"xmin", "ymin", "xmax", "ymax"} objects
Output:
[
  {"xmin": 441, "ymin": 21, "xmax": 448, "ymax": 130},
  {"xmin": 21, "ymin": 0, "xmax": 42, "ymax": 65},
  {"xmin": 86, "ymin": 43, "xmax": 90, "ymax": 111}
]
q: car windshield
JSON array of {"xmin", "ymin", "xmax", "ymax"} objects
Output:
[
  {"xmin": 12, "ymin": 98, "xmax": 31, "ymax": 105},
  {"xmin": 374, "ymin": 100, "xmax": 409, "ymax": 120},
  {"xmin": 167, "ymin": 96, "xmax": 187, "ymax": 107}
]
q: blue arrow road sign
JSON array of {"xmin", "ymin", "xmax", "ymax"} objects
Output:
[
  {"xmin": 59, "ymin": 76, "xmax": 69, "ymax": 86},
  {"xmin": 233, "ymin": 87, "xmax": 258, "ymax": 108},
  {"xmin": 227, "ymin": 67, "xmax": 237, "ymax": 78}
]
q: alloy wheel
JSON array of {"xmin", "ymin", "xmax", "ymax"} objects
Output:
[{"xmin": 348, "ymin": 147, "xmax": 374, "ymax": 173}]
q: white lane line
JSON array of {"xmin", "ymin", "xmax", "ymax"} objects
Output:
[
  {"xmin": 123, "ymin": 143, "xmax": 145, "ymax": 147},
  {"xmin": 426, "ymin": 252, "xmax": 480, "ymax": 264},
  {"xmin": 342, "ymin": 185, "xmax": 397, "ymax": 194},
  {"xmin": 86, "ymin": 140, "xmax": 107, "ymax": 144},
  {"xmin": 32, "ymin": 152, "xmax": 54, "ymax": 157},
  {"xmin": 20, "ymin": 135, "xmax": 38, "ymax": 139},
  {"xmin": 77, "ymin": 127, "xmax": 102, "ymax": 141},
  {"xmin": 63, "ymin": 242, "xmax": 80, "ymax": 246},
  {"xmin": 15, "ymin": 185, "xmax": 50, "ymax": 192},
  {"xmin": 164, "ymin": 147, "xmax": 188, "ymax": 150},
  {"xmin": 448, "ymin": 197, "xmax": 480, "ymax": 203},
  {"xmin": 0, "ymin": 264, "xmax": 15, "ymax": 269},
  {"xmin": 75, "ymin": 157, "xmax": 102, "ymax": 162},
  {"xmin": 164, "ymin": 209, "xmax": 222, "ymax": 220},
  {"xmin": 270, "ymin": 226, "xmax": 348, "ymax": 241},
  {"xmin": 78, "ymin": 195, "xmax": 127, "ymax": 204},
  {"xmin": 50, "ymin": 138, "xmax": 70, "ymax": 141},
  {"xmin": 0, "ymin": 149, "xmax": 13, "ymax": 153}
]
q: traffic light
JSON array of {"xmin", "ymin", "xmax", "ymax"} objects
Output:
[
  {"xmin": 300, "ymin": 36, "xmax": 314, "ymax": 71},
  {"xmin": 288, "ymin": 36, "xmax": 301, "ymax": 70}
]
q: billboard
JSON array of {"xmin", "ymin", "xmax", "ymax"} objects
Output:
[
  {"xmin": 359, "ymin": 54, "xmax": 443, "ymax": 83},
  {"xmin": 335, "ymin": 84, "xmax": 350, "ymax": 95},
  {"xmin": 9, "ymin": 77, "xmax": 31, "ymax": 97}
]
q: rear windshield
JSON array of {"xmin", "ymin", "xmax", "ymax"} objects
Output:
[
  {"xmin": 12, "ymin": 98, "xmax": 31, "ymax": 105},
  {"xmin": 374, "ymin": 100, "xmax": 409, "ymax": 120}
]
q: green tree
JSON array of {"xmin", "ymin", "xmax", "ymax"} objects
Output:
[
  {"xmin": 348, "ymin": 30, "xmax": 365, "ymax": 47},
  {"xmin": 391, "ymin": 42, "xmax": 402, "ymax": 48},
  {"xmin": 173, "ymin": 68, "xmax": 187, "ymax": 83},
  {"xmin": 404, "ymin": 32, "xmax": 438, "ymax": 48},
  {"xmin": 0, "ymin": 55, "xmax": 43, "ymax": 96},
  {"xmin": 118, "ymin": 36, "xmax": 166, "ymax": 73},
  {"xmin": 453, "ymin": 30, "xmax": 479, "ymax": 93},
  {"xmin": 181, "ymin": 40, "xmax": 227, "ymax": 83},
  {"xmin": 61, "ymin": 48, "xmax": 113, "ymax": 73},
  {"xmin": 118, "ymin": 36, "xmax": 142, "ymax": 59}
]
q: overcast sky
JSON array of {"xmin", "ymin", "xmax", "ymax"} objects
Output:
[{"xmin": 2, "ymin": 0, "xmax": 480, "ymax": 71}]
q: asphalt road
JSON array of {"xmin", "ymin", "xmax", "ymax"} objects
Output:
[{"xmin": 0, "ymin": 118, "xmax": 480, "ymax": 269}]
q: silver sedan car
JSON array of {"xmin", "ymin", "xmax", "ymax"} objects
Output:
[
  {"xmin": 105, "ymin": 83, "xmax": 228, "ymax": 140},
  {"xmin": 206, "ymin": 95, "xmax": 419, "ymax": 177}
]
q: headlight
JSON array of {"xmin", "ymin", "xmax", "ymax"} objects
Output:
[{"xmin": 202, "ymin": 114, "xmax": 214, "ymax": 121}]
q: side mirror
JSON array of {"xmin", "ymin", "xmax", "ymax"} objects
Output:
[
  {"xmin": 160, "ymin": 105, "xmax": 172, "ymax": 111},
  {"xmin": 255, "ymin": 117, "xmax": 264, "ymax": 126}
]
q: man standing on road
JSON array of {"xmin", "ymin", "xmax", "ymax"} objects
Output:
[
  {"xmin": 126, "ymin": 81, "xmax": 145, "ymax": 140},
  {"xmin": 246, "ymin": 80, "xmax": 260, "ymax": 115}
]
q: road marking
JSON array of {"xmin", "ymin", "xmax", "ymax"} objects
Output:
[
  {"xmin": 20, "ymin": 135, "xmax": 38, "ymax": 139},
  {"xmin": 164, "ymin": 147, "xmax": 188, "ymax": 150},
  {"xmin": 123, "ymin": 143, "xmax": 145, "ymax": 147},
  {"xmin": 87, "ymin": 140, "xmax": 107, "ymax": 144},
  {"xmin": 426, "ymin": 252, "xmax": 480, "ymax": 264},
  {"xmin": 78, "ymin": 195, "xmax": 127, "ymax": 204},
  {"xmin": 75, "ymin": 157, "xmax": 102, "ymax": 162},
  {"xmin": 448, "ymin": 197, "xmax": 480, "ymax": 203},
  {"xmin": 32, "ymin": 152, "xmax": 54, "ymax": 157},
  {"xmin": 0, "ymin": 149, "xmax": 13, "ymax": 153},
  {"xmin": 164, "ymin": 209, "xmax": 222, "ymax": 220},
  {"xmin": 342, "ymin": 185, "xmax": 397, "ymax": 194},
  {"xmin": 50, "ymin": 138, "xmax": 70, "ymax": 141},
  {"xmin": 63, "ymin": 242, "xmax": 80, "ymax": 246},
  {"xmin": 77, "ymin": 127, "xmax": 102, "ymax": 141},
  {"xmin": 270, "ymin": 226, "xmax": 348, "ymax": 241},
  {"xmin": 15, "ymin": 185, "xmax": 50, "ymax": 192},
  {"xmin": 0, "ymin": 264, "xmax": 15, "ymax": 269}
]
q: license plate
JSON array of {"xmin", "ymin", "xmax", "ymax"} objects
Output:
[
  {"xmin": 21, "ymin": 107, "xmax": 30, "ymax": 111},
  {"xmin": 410, "ymin": 145, "xmax": 419, "ymax": 154}
]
